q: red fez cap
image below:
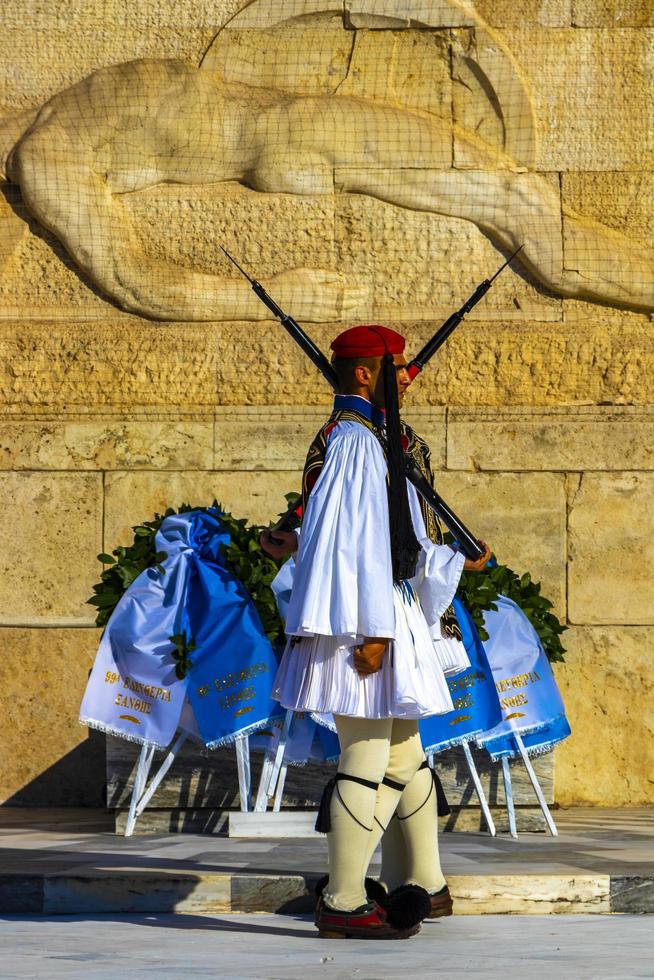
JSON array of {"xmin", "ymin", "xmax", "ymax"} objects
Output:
[{"xmin": 330, "ymin": 324, "xmax": 405, "ymax": 358}]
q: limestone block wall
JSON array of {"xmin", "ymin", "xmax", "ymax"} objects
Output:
[{"xmin": 0, "ymin": 0, "xmax": 653, "ymax": 807}]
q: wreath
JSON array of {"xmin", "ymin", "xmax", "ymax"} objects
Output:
[{"xmin": 88, "ymin": 497, "xmax": 566, "ymax": 676}]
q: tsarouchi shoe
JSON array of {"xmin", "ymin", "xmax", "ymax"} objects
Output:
[
  {"xmin": 315, "ymin": 897, "xmax": 420, "ymax": 940},
  {"xmin": 314, "ymin": 875, "xmax": 388, "ymax": 910},
  {"xmin": 426, "ymin": 884, "xmax": 454, "ymax": 918}
]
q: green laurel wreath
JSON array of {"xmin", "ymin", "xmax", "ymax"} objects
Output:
[
  {"xmin": 447, "ymin": 534, "xmax": 567, "ymax": 663},
  {"xmin": 88, "ymin": 496, "xmax": 566, "ymax": 673}
]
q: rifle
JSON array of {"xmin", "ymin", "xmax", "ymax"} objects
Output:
[
  {"xmin": 407, "ymin": 244, "xmax": 524, "ymax": 380},
  {"xmin": 220, "ymin": 245, "xmax": 485, "ymax": 560},
  {"xmin": 219, "ymin": 247, "xmax": 339, "ymax": 391}
]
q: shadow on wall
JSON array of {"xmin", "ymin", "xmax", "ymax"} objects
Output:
[{"xmin": 1, "ymin": 729, "xmax": 106, "ymax": 808}]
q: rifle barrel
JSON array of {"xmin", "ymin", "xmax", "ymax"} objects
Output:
[
  {"xmin": 222, "ymin": 243, "xmax": 485, "ymax": 559},
  {"xmin": 220, "ymin": 244, "xmax": 339, "ymax": 389},
  {"xmin": 407, "ymin": 243, "xmax": 524, "ymax": 380}
]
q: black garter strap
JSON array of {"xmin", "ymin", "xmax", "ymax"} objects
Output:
[
  {"xmin": 373, "ymin": 774, "xmax": 408, "ymax": 833},
  {"xmin": 396, "ymin": 761, "xmax": 450, "ymax": 821},
  {"xmin": 315, "ymin": 773, "xmax": 379, "ymax": 834},
  {"xmin": 382, "ymin": 775, "xmax": 406, "ymax": 793}
]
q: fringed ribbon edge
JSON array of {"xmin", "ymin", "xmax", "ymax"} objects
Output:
[
  {"xmin": 476, "ymin": 714, "xmax": 566, "ymax": 748},
  {"xmin": 485, "ymin": 731, "xmax": 572, "ymax": 762},
  {"xmin": 309, "ymin": 711, "xmax": 338, "ymax": 733},
  {"xmin": 203, "ymin": 715, "xmax": 283, "ymax": 750},
  {"xmin": 421, "ymin": 727, "xmax": 487, "ymax": 755},
  {"xmin": 79, "ymin": 717, "xmax": 171, "ymax": 750}
]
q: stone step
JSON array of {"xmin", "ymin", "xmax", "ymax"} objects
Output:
[
  {"xmin": 114, "ymin": 804, "xmax": 552, "ymax": 836},
  {"xmin": 0, "ymin": 869, "xmax": 651, "ymax": 916}
]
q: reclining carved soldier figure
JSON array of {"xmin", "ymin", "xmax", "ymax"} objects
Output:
[{"xmin": 1, "ymin": 50, "xmax": 652, "ymax": 320}]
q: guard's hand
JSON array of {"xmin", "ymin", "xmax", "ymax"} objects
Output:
[
  {"xmin": 260, "ymin": 528, "xmax": 297, "ymax": 559},
  {"xmin": 464, "ymin": 540, "xmax": 492, "ymax": 572},
  {"xmin": 354, "ymin": 639, "xmax": 389, "ymax": 677}
]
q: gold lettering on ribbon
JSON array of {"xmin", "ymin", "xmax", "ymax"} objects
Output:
[
  {"xmin": 219, "ymin": 684, "xmax": 256, "ymax": 711},
  {"xmin": 234, "ymin": 706, "xmax": 253, "ymax": 718},
  {"xmin": 500, "ymin": 692, "xmax": 528, "ymax": 710},
  {"xmin": 122, "ymin": 676, "xmax": 171, "ymax": 703},
  {"xmin": 448, "ymin": 715, "xmax": 472, "ymax": 726},
  {"xmin": 212, "ymin": 661, "xmax": 269, "ymax": 693},
  {"xmin": 114, "ymin": 693, "xmax": 153, "ymax": 715},
  {"xmin": 118, "ymin": 714, "xmax": 141, "ymax": 725},
  {"xmin": 448, "ymin": 670, "xmax": 487, "ymax": 694},
  {"xmin": 495, "ymin": 670, "xmax": 541, "ymax": 695}
]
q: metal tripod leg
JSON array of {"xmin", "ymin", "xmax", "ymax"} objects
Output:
[
  {"xmin": 235, "ymin": 735, "xmax": 251, "ymax": 812},
  {"xmin": 266, "ymin": 709, "xmax": 292, "ymax": 798},
  {"xmin": 272, "ymin": 763, "xmax": 288, "ymax": 812},
  {"xmin": 254, "ymin": 752, "xmax": 275, "ymax": 812},
  {"xmin": 135, "ymin": 732, "xmax": 188, "ymax": 817},
  {"xmin": 514, "ymin": 733, "xmax": 558, "ymax": 837},
  {"xmin": 462, "ymin": 742, "xmax": 496, "ymax": 837},
  {"xmin": 501, "ymin": 756, "xmax": 518, "ymax": 838},
  {"xmin": 124, "ymin": 743, "xmax": 155, "ymax": 837}
]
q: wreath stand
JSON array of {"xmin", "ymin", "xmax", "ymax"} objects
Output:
[
  {"xmin": 498, "ymin": 733, "xmax": 558, "ymax": 838},
  {"xmin": 122, "ymin": 710, "xmax": 558, "ymax": 839},
  {"xmin": 123, "ymin": 731, "xmax": 253, "ymax": 837}
]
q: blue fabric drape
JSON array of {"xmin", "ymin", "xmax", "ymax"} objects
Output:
[{"xmin": 419, "ymin": 598, "xmax": 503, "ymax": 754}]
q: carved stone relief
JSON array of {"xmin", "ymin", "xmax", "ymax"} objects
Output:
[{"xmin": 0, "ymin": 0, "xmax": 652, "ymax": 320}]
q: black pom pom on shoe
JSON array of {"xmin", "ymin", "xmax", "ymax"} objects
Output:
[
  {"xmin": 385, "ymin": 885, "xmax": 432, "ymax": 930},
  {"xmin": 365, "ymin": 877, "xmax": 389, "ymax": 909}
]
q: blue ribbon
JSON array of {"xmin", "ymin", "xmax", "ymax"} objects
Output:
[
  {"xmin": 419, "ymin": 598, "xmax": 503, "ymax": 754},
  {"xmin": 477, "ymin": 596, "xmax": 569, "ymax": 752},
  {"xmin": 179, "ymin": 509, "xmax": 284, "ymax": 747},
  {"xmin": 483, "ymin": 714, "xmax": 571, "ymax": 761}
]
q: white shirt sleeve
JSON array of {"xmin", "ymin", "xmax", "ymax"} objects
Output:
[
  {"xmin": 408, "ymin": 482, "xmax": 465, "ymax": 630},
  {"xmin": 284, "ymin": 421, "xmax": 396, "ymax": 641}
]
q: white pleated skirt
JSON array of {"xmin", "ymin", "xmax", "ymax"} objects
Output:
[
  {"xmin": 429, "ymin": 620, "xmax": 470, "ymax": 677},
  {"xmin": 272, "ymin": 583, "xmax": 456, "ymax": 720}
]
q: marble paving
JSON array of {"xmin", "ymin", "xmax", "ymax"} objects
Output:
[{"xmin": 0, "ymin": 807, "xmax": 651, "ymax": 914}]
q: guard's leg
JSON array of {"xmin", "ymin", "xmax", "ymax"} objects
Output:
[
  {"xmin": 394, "ymin": 760, "xmax": 448, "ymax": 894},
  {"xmin": 321, "ymin": 715, "xmax": 392, "ymax": 912},
  {"xmin": 378, "ymin": 814, "xmax": 407, "ymax": 894},
  {"xmin": 362, "ymin": 719, "xmax": 426, "ymax": 870}
]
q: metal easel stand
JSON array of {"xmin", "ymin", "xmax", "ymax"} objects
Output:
[
  {"xmin": 498, "ymin": 734, "xmax": 558, "ymax": 838},
  {"xmin": 501, "ymin": 756, "xmax": 518, "ymax": 839},
  {"xmin": 123, "ymin": 730, "xmax": 254, "ymax": 837},
  {"xmin": 124, "ymin": 743, "xmax": 157, "ymax": 838},
  {"xmin": 514, "ymin": 732, "xmax": 558, "ymax": 837},
  {"xmin": 234, "ymin": 734, "xmax": 252, "ymax": 813},
  {"xmin": 428, "ymin": 745, "xmax": 497, "ymax": 837},
  {"xmin": 253, "ymin": 709, "xmax": 293, "ymax": 813}
]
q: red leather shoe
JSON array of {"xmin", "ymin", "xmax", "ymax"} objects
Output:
[
  {"xmin": 315, "ymin": 898, "xmax": 420, "ymax": 940},
  {"xmin": 426, "ymin": 885, "xmax": 454, "ymax": 918}
]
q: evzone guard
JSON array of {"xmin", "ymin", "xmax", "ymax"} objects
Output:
[{"xmin": 264, "ymin": 324, "xmax": 490, "ymax": 939}]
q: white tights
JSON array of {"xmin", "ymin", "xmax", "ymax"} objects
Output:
[{"xmin": 323, "ymin": 715, "xmax": 444, "ymax": 911}]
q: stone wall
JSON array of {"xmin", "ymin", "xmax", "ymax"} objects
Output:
[{"xmin": 0, "ymin": 0, "xmax": 653, "ymax": 807}]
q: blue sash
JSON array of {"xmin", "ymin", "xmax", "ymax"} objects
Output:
[
  {"xmin": 81, "ymin": 509, "xmax": 282, "ymax": 749},
  {"xmin": 180, "ymin": 510, "xmax": 284, "ymax": 747},
  {"xmin": 477, "ymin": 595, "xmax": 569, "ymax": 752},
  {"xmin": 419, "ymin": 598, "xmax": 503, "ymax": 754}
]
